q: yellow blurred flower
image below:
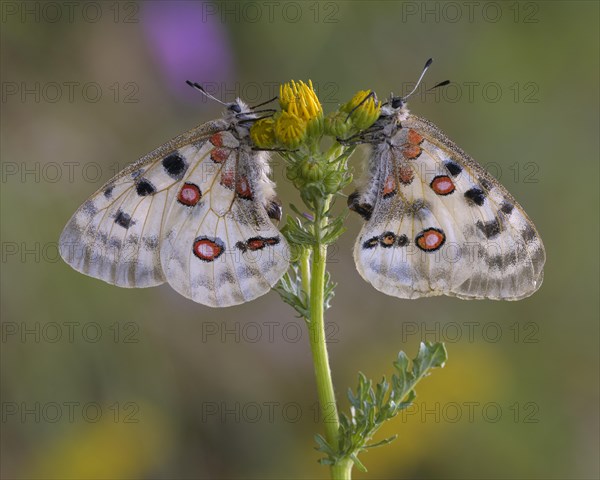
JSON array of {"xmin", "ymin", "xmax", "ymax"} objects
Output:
[
  {"xmin": 250, "ymin": 117, "xmax": 276, "ymax": 149},
  {"xmin": 275, "ymin": 111, "xmax": 307, "ymax": 149}
]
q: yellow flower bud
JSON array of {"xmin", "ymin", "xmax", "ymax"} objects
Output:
[
  {"xmin": 275, "ymin": 111, "xmax": 307, "ymax": 149},
  {"xmin": 323, "ymin": 170, "xmax": 345, "ymax": 194},
  {"xmin": 250, "ymin": 118, "xmax": 276, "ymax": 149},
  {"xmin": 342, "ymin": 90, "xmax": 381, "ymax": 131},
  {"xmin": 325, "ymin": 111, "xmax": 352, "ymax": 139},
  {"xmin": 279, "ymin": 80, "xmax": 323, "ymax": 123},
  {"xmin": 299, "ymin": 158, "xmax": 325, "ymax": 182}
]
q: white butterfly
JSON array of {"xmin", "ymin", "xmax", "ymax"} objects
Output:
[
  {"xmin": 347, "ymin": 72, "xmax": 545, "ymax": 300},
  {"xmin": 59, "ymin": 86, "xmax": 289, "ymax": 307}
]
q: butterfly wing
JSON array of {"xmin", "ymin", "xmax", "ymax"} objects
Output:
[
  {"xmin": 60, "ymin": 121, "xmax": 289, "ymax": 306},
  {"xmin": 352, "ymin": 115, "xmax": 545, "ymax": 300},
  {"xmin": 59, "ymin": 120, "xmax": 226, "ymax": 288},
  {"xmin": 159, "ymin": 131, "xmax": 290, "ymax": 307}
]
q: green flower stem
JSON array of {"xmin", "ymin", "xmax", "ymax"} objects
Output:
[
  {"xmin": 331, "ymin": 459, "xmax": 353, "ymax": 480},
  {"xmin": 308, "ymin": 241, "xmax": 338, "ymax": 440},
  {"xmin": 300, "ymin": 248, "xmax": 311, "ymax": 295},
  {"xmin": 304, "ymin": 195, "xmax": 353, "ymax": 480}
]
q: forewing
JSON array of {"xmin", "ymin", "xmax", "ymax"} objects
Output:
[
  {"xmin": 160, "ymin": 132, "xmax": 289, "ymax": 307},
  {"xmin": 354, "ymin": 115, "xmax": 545, "ymax": 300},
  {"xmin": 59, "ymin": 121, "xmax": 225, "ymax": 288}
]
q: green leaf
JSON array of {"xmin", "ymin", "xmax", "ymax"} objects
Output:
[
  {"xmin": 350, "ymin": 454, "xmax": 367, "ymax": 472},
  {"xmin": 315, "ymin": 342, "xmax": 447, "ymax": 469},
  {"xmin": 411, "ymin": 342, "xmax": 448, "ymax": 378},
  {"xmin": 274, "ymin": 267, "xmax": 310, "ymax": 319},
  {"xmin": 364, "ymin": 434, "xmax": 398, "ymax": 449}
]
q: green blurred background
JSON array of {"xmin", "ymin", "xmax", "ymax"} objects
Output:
[{"xmin": 2, "ymin": 1, "xmax": 598, "ymax": 478}]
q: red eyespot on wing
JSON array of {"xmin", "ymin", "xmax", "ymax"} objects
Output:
[
  {"xmin": 220, "ymin": 170, "xmax": 234, "ymax": 189},
  {"xmin": 209, "ymin": 133, "xmax": 223, "ymax": 147},
  {"xmin": 237, "ymin": 236, "xmax": 280, "ymax": 252},
  {"xmin": 382, "ymin": 174, "xmax": 397, "ymax": 198},
  {"xmin": 177, "ymin": 183, "xmax": 202, "ymax": 206},
  {"xmin": 236, "ymin": 175, "xmax": 253, "ymax": 200},
  {"xmin": 247, "ymin": 238, "xmax": 265, "ymax": 251},
  {"xmin": 402, "ymin": 145, "xmax": 422, "ymax": 159},
  {"xmin": 398, "ymin": 165, "xmax": 414, "ymax": 185},
  {"xmin": 430, "ymin": 175, "xmax": 455, "ymax": 195},
  {"xmin": 211, "ymin": 148, "xmax": 230, "ymax": 163},
  {"xmin": 416, "ymin": 228, "xmax": 445, "ymax": 252},
  {"xmin": 264, "ymin": 237, "xmax": 280, "ymax": 246},
  {"xmin": 407, "ymin": 129, "xmax": 424, "ymax": 145},
  {"xmin": 193, "ymin": 237, "xmax": 224, "ymax": 262}
]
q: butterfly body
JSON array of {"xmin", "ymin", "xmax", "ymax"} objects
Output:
[
  {"xmin": 349, "ymin": 98, "xmax": 545, "ymax": 300},
  {"xmin": 60, "ymin": 99, "xmax": 289, "ymax": 307}
]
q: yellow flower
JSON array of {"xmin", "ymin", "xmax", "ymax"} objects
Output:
[
  {"xmin": 250, "ymin": 118, "xmax": 276, "ymax": 149},
  {"xmin": 275, "ymin": 111, "xmax": 307, "ymax": 149},
  {"xmin": 342, "ymin": 90, "xmax": 381, "ymax": 130},
  {"xmin": 279, "ymin": 80, "xmax": 323, "ymax": 123}
]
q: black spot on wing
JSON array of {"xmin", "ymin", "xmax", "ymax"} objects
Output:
[
  {"xmin": 125, "ymin": 234, "xmax": 140, "ymax": 246},
  {"xmin": 479, "ymin": 177, "xmax": 494, "ymax": 191},
  {"xmin": 104, "ymin": 185, "xmax": 114, "ymax": 198},
  {"xmin": 217, "ymin": 271, "xmax": 236, "ymax": 285},
  {"xmin": 348, "ymin": 191, "xmax": 373, "ymax": 221},
  {"xmin": 465, "ymin": 187, "xmax": 486, "ymax": 206},
  {"xmin": 162, "ymin": 153, "xmax": 187, "ymax": 180},
  {"xmin": 397, "ymin": 234, "xmax": 409, "ymax": 247},
  {"xmin": 143, "ymin": 236, "xmax": 159, "ymax": 250},
  {"xmin": 379, "ymin": 232, "xmax": 396, "ymax": 248},
  {"xmin": 362, "ymin": 236, "xmax": 379, "ymax": 249},
  {"xmin": 522, "ymin": 224, "xmax": 537, "ymax": 243},
  {"xmin": 407, "ymin": 199, "xmax": 430, "ymax": 220},
  {"xmin": 486, "ymin": 250, "xmax": 518, "ymax": 269},
  {"xmin": 82, "ymin": 201, "xmax": 97, "ymax": 218},
  {"xmin": 476, "ymin": 218, "xmax": 501, "ymax": 239},
  {"xmin": 500, "ymin": 201, "xmax": 514, "ymax": 215},
  {"xmin": 486, "ymin": 254, "xmax": 503, "ymax": 269},
  {"xmin": 114, "ymin": 210, "xmax": 134, "ymax": 229},
  {"xmin": 135, "ymin": 178, "xmax": 156, "ymax": 196},
  {"xmin": 108, "ymin": 237, "xmax": 122, "ymax": 249},
  {"xmin": 444, "ymin": 160, "xmax": 462, "ymax": 177}
]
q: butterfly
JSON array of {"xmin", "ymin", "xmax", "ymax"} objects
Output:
[
  {"xmin": 59, "ymin": 83, "xmax": 290, "ymax": 307},
  {"xmin": 345, "ymin": 61, "xmax": 545, "ymax": 300}
]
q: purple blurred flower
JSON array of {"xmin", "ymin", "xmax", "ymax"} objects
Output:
[{"xmin": 142, "ymin": 1, "xmax": 234, "ymax": 101}]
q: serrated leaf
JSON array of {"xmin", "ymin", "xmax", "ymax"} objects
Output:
[
  {"xmin": 314, "ymin": 433, "xmax": 336, "ymax": 457},
  {"xmin": 350, "ymin": 454, "xmax": 367, "ymax": 472},
  {"xmin": 316, "ymin": 343, "xmax": 447, "ymax": 470},
  {"xmin": 274, "ymin": 268, "xmax": 310, "ymax": 319},
  {"xmin": 364, "ymin": 434, "xmax": 398, "ymax": 449},
  {"xmin": 413, "ymin": 342, "xmax": 448, "ymax": 377}
]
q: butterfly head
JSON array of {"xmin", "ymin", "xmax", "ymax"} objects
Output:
[
  {"xmin": 224, "ymin": 99, "xmax": 270, "ymax": 140},
  {"xmin": 227, "ymin": 98, "xmax": 258, "ymax": 117},
  {"xmin": 379, "ymin": 95, "xmax": 410, "ymax": 122},
  {"xmin": 224, "ymin": 98, "xmax": 254, "ymax": 120},
  {"xmin": 226, "ymin": 100, "xmax": 243, "ymax": 115}
]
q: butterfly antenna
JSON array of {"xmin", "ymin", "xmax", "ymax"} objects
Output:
[
  {"xmin": 186, "ymin": 80, "xmax": 228, "ymax": 106},
  {"xmin": 249, "ymin": 96, "xmax": 278, "ymax": 110},
  {"xmin": 428, "ymin": 80, "xmax": 450, "ymax": 91},
  {"xmin": 402, "ymin": 57, "xmax": 434, "ymax": 101}
]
